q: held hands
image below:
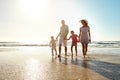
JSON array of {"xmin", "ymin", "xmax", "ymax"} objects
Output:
[
  {"xmin": 56, "ymin": 37, "xmax": 58, "ymax": 41},
  {"xmin": 64, "ymin": 36, "xmax": 67, "ymax": 39},
  {"xmin": 64, "ymin": 37, "xmax": 69, "ymax": 40},
  {"xmin": 77, "ymin": 38, "xmax": 81, "ymax": 42},
  {"xmin": 56, "ymin": 36, "xmax": 69, "ymax": 40}
]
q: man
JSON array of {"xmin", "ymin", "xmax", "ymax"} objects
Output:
[{"xmin": 56, "ymin": 20, "xmax": 69, "ymax": 57}]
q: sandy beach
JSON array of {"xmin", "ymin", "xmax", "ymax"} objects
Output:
[{"xmin": 0, "ymin": 46, "xmax": 120, "ymax": 80}]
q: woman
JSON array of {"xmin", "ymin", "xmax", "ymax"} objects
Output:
[{"xmin": 79, "ymin": 19, "xmax": 91, "ymax": 58}]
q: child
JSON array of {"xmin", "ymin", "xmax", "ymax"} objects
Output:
[
  {"xmin": 67, "ymin": 30, "xmax": 79, "ymax": 56},
  {"xmin": 49, "ymin": 36, "xmax": 57, "ymax": 56}
]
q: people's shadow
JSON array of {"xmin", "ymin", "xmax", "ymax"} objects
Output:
[
  {"xmin": 71, "ymin": 57, "xmax": 120, "ymax": 80},
  {"xmin": 85, "ymin": 60, "xmax": 120, "ymax": 80},
  {"xmin": 57, "ymin": 56, "xmax": 120, "ymax": 80},
  {"xmin": 58, "ymin": 57, "xmax": 68, "ymax": 65}
]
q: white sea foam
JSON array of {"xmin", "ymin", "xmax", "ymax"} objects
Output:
[{"xmin": 0, "ymin": 41, "xmax": 120, "ymax": 48}]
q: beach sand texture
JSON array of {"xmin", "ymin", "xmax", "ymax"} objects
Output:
[{"xmin": 0, "ymin": 47, "xmax": 120, "ymax": 80}]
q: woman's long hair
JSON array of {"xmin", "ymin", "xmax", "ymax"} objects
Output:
[{"xmin": 80, "ymin": 19, "xmax": 88, "ymax": 27}]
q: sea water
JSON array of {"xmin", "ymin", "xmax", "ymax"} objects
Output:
[{"xmin": 0, "ymin": 41, "xmax": 120, "ymax": 55}]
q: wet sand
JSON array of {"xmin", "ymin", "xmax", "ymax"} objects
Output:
[{"xmin": 0, "ymin": 47, "xmax": 120, "ymax": 80}]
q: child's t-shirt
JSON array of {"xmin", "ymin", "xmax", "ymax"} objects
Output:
[{"xmin": 70, "ymin": 34, "xmax": 78, "ymax": 43}]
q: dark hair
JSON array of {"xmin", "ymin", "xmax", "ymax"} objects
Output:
[
  {"xmin": 51, "ymin": 36, "xmax": 54, "ymax": 39},
  {"xmin": 80, "ymin": 19, "xmax": 88, "ymax": 27},
  {"xmin": 71, "ymin": 30, "xmax": 74, "ymax": 33}
]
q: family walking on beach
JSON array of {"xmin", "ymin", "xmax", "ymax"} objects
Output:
[{"xmin": 50, "ymin": 19, "xmax": 91, "ymax": 58}]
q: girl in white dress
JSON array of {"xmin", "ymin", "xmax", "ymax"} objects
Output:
[{"xmin": 79, "ymin": 19, "xmax": 91, "ymax": 58}]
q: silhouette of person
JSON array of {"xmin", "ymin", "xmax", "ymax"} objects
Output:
[
  {"xmin": 79, "ymin": 19, "xmax": 91, "ymax": 58},
  {"xmin": 56, "ymin": 20, "xmax": 69, "ymax": 57}
]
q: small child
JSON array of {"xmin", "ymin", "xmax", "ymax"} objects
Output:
[
  {"xmin": 67, "ymin": 30, "xmax": 79, "ymax": 56},
  {"xmin": 49, "ymin": 36, "xmax": 57, "ymax": 56}
]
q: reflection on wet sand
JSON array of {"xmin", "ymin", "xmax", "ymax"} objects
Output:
[
  {"xmin": 24, "ymin": 59, "xmax": 40, "ymax": 80},
  {"xmin": 81, "ymin": 60, "xmax": 89, "ymax": 80},
  {"xmin": 0, "ymin": 47, "xmax": 119, "ymax": 80}
]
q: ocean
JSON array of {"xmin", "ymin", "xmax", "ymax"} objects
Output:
[
  {"xmin": 0, "ymin": 41, "xmax": 120, "ymax": 55},
  {"xmin": 0, "ymin": 41, "xmax": 120, "ymax": 48}
]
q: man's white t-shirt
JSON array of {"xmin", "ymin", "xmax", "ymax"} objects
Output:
[{"xmin": 60, "ymin": 25, "xmax": 69, "ymax": 38}]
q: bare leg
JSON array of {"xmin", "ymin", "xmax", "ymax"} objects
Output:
[
  {"xmin": 75, "ymin": 43, "xmax": 77, "ymax": 56},
  {"xmin": 84, "ymin": 44, "xmax": 88, "ymax": 55},
  {"xmin": 52, "ymin": 48, "xmax": 54, "ymax": 56},
  {"xmin": 71, "ymin": 43, "xmax": 73, "ymax": 56},
  {"xmin": 86, "ymin": 44, "xmax": 88, "ymax": 52},
  {"xmin": 55, "ymin": 48, "xmax": 57, "ymax": 55},
  {"xmin": 58, "ymin": 44, "xmax": 62, "ymax": 57},
  {"xmin": 82, "ymin": 43, "xmax": 85, "ymax": 58},
  {"xmin": 65, "ymin": 46, "xmax": 67, "ymax": 56}
]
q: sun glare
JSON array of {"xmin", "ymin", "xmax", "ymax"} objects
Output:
[
  {"xmin": 23, "ymin": 40, "xmax": 43, "ymax": 44},
  {"xmin": 25, "ymin": 59, "xmax": 41, "ymax": 80},
  {"xmin": 20, "ymin": 0, "xmax": 49, "ymax": 17}
]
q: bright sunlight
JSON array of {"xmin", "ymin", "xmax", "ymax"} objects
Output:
[{"xmin": 20, "ymin": 0, "xmax": 50, "ymax": 17}]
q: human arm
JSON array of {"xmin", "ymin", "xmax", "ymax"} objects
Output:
[
  {"xmin": 56, "ymin": 32, "xmax": 61, "ymax": 40},
  {"xmin": 88, "ymin": 29, "xmax": 91, "ymax": 42},
  {"xmin": 76, "ymin": 34, "xmax": 79, "ymax": 38},
  {"xmin": 79, "ymin": 29, "xmax": 82, "ymax": 42},
  {"xmin": 76, "ymin": 34, "xmax": 80, "ymax": 42},
  {"xmin": 86, "ymin": 26, "xmax": 91, "ymax": 43},
  {"xmin": 66, "ymin": 36, "xmax": 71, "ymax": 40}
]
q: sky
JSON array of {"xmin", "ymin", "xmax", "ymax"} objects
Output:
[{"xmin": 0, "ymin": 0, "xmax": 120, "ymax": 43}]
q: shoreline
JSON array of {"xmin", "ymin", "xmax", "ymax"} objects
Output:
[{"xmin": 0, "ymin": 47, "xmax": 120, "ymax": 80}]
